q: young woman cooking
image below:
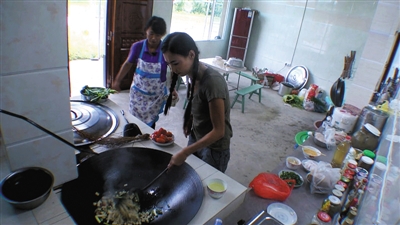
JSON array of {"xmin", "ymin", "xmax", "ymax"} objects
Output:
[
  {"xmin": 162, "ymin": 32, "xmax": 233, "ymax": 172},
  {"xmin": 112, "ymin": 16, "xmax": 177, "ymax": 129}
]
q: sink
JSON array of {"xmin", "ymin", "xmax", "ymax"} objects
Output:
[{"xmin": 246, "ymin": 210, "xmax": 284, "ymax": 225}]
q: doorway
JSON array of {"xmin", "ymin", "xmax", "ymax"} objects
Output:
[
  {"xmin": 68, "ymin": 0, "xmax": 107, "ymax": 97},
  {"xmin": 68, "ymin": 0, "xmax": 154, "ymax": 96}
]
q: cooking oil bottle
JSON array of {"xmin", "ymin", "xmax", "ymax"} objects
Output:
[{"xmin": 331, "ymin": 136, "xmax": 352, "ymax": 168}]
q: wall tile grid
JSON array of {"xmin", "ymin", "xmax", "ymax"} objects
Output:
[
  {"xmin": 347, "ymin": 0, "xmax": 400, "ymax": 107},
  {"xmin": 243, "ymin": 0, "xmax": 399, "ymax": 109},
  {"xmin": 0, "ymin": 0, "xmax": 78, "ymax": 186}
]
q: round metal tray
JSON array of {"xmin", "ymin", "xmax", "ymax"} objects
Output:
[
  {"xmin": 70, "ymin": 100, "xmax": 119, "ymax": 146},
  {"xmin": 285, "ymin": 65, "xmax": 309, "ymax": 90}
]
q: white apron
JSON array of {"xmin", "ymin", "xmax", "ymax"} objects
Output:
[{"xmin": 129, "ymin": 41, "xmax": 167, "ymax": 126}]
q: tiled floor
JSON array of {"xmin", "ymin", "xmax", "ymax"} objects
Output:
[{"xmin": 70, "ymin": 59, "xmax": 323, "ymax": 186}]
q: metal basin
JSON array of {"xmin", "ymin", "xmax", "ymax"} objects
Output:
[
  {"xmin": 60, "ymin": 147, "xmax": 204, "ymax": 225},
  {"xmin": 0, "ymin": 167, "xmax": 54, "ymax": 210},
  {"xmin": 70, "ymin": 100, "xmax": 119, "ymax": 146}
]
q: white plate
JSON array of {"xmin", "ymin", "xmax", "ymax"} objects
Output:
[
  {"xmin": 267, "ymin": 202, "xmax": 297, "ymax": 225},
  {"xmin": 151, "ymin": 135, "xmax": 174, "ymax": 147}
]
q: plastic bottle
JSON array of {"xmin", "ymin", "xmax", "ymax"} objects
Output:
[
  {"xmin": 331, "ymin": 136, "xmax": 352, "ymax": 168},
  {"xmin": 321, "ymin": 116, "xmax": 332, "ymax": 134}
]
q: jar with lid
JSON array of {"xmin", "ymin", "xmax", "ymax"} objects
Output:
[
  {"xmin": 363, "ymin": 150, "xmax": 375, "ymax": 159},
  {"xmin": 351, "ymin": 123, "xmax": 380, "ymax": 150},
  {"xmin": 358, "ymin": 156, "xmax": 374, "ymax": 171},
  {"xmin": 328, "ymin": 195, "xmax": 341, "ymax": 218},
  {"xmin": 311, "ymin": 211, "xmax": 332, "ymax": 225},
  {"xmin": 332, "ymin": 189, "xmax": 343, "ymax": 200}
]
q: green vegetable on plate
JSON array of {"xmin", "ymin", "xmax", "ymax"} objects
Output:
[
  {"xmin": 80, "ymin": 85, "xmax": 117, "ymax": 102},
  {"xmin": 279, "ymin": 171, "xmax": 302, "ymax": 185}
]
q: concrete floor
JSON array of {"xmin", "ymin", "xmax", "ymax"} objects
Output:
[
  {"xmin": 70, "ymin": 59, "xmax": 324, "ymax": 186},
  {"xmin": 107, "ymin": 73, "xmax": 324, "ymax": 187}
]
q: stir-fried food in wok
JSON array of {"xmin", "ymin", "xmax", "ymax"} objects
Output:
[{"xmin": 94, "ymin": 190, "xmax": 162, "ymax": 225}]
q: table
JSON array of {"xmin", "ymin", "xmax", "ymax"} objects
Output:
[
  {"xmin": 221, "ymin": 137, "xmax": 336, "ymax": 225},
  {"xmin": 0, "ymin": 98, "xmax": 248, "ymax": 225},
  {"xmin": 200, "ymin": 58, "xmax": 248, "ymax": 91}
]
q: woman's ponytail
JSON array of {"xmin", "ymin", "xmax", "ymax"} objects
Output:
[{"xmin": 163, "ymin": 71, "xmax": 178, "ymax": 115}]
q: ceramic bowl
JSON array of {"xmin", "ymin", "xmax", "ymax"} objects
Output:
[
  {"xmin": 206, "ymin": 178, "xmax": 227, "ymax": 199},
  {"xmin": 286, "ymin": 156, "xmax": 301, "ymax": 170},
  {"xmin": 0, "ymin": 167, "xmax": 54, "ymax": 210},
  {"xmin": 302, "ymin": 146, "xmax": 321, "ymax": 159}
]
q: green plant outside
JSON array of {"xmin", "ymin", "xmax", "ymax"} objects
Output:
[{"xmin": 68, "ymin": 1, "xmax": 105, "ymax": 61}]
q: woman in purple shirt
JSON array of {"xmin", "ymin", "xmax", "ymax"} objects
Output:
[{"xmin": 112, "ymin": 16, "xmax": 176, "ymax": 128}]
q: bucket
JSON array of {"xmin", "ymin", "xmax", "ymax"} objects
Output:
[{"xmin": 278, "ymin": 82, "xmax": 294, "ymax": 96}]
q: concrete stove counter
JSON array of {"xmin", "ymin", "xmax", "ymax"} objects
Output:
[{"xmin": 0, "ymin": 99, "xmax": 247, "ymax": 225}]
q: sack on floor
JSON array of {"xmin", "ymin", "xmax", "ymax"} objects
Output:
[{"xmin": 249, "ymin": 172, "xmax": 294, "ymax": 201}]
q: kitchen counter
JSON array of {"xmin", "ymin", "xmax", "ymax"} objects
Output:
[
  {"xmin": 222, "ymin": 136, "xmax": 336, "ymax": 224},
  {"xmin": 0, "ymin": 99, "xmax": 247, "ymax": 225}
]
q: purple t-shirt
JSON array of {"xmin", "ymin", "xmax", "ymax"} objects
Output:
[{"xmin": 127, "ymin": 39, "xmax": 167, "ymax": 82}]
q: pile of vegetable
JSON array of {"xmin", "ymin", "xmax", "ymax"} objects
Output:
[
  {"xmin": 279, "ymin": 171, "xmax": 303, "ymax": 187},
  {"xmin": 94, "ymin": 190, "xmax": 162, "ymax": 225},
  {"xmin": 81, "ymin": 85, "xmax": 117, "ymax": 102}
]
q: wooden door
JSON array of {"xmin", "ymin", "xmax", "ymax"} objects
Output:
[
  {"xmin": 227, "ymin": 8, "xmax": 255, "ymax": 63},
  {"xmin": 106, "ymin": 0, "xmax": 153, "ymax": 90}
]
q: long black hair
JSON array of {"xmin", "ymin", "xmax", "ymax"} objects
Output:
[{"xmin": 161, "ymin": 32, "xmax": 200, "ymax": 131}]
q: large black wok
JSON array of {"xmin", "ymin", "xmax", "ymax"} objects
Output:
[{"xmin": 61, "ymin": 147, "xmax": 204, "ymax": 225}]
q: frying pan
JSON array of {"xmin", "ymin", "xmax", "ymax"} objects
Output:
[
  {"xmin": 330, "ymin": 77, "xmax": 345, "ymax": 107},
  {"xmin": 60, "ymin": 147, "xmax": 204, "ymax": 225}
]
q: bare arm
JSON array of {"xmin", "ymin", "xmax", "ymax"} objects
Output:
[
  {"xmin": 111, "ymin": 59, "xmax": 133, "ymax": 91},
  {"xmin": 168, "ymin": 98, "xmax": 226, "ymax": 168}
]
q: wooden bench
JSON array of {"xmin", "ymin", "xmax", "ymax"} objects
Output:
[
  {"xmin": 231, "ymin": 84, "xmax": 263, "ymax": 113},
  {"xmin": 236, "ymin": 71, "xmax": 259, "ymax": 85}
]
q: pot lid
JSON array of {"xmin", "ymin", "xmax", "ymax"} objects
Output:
[
  {"xmin": 285, "ymin": 65, "xmax": 309, "ymax": 90},
  {"xmin": 70, "ymin": 100, "xmax": 119, "ymax": 146}
]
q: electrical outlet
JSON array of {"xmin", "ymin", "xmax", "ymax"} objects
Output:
[{"xmin": 285, "ymin": 62, "xmax": 291, "ymax": 67}]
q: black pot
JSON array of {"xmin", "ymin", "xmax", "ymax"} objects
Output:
[{"xmin": 60, "ymin": 147, "xmax": 204, "ymax": 225}]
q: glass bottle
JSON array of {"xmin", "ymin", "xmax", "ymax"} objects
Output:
[
  {"xmin": 339, "ymin": 207, "xmax": 357, "ymax": 225},
  {"xmin": 331, "ymin": 136, "xmax": 352, "ymax": 168},
  {"xmin": 311, "ymin": 211, "xmax": 332, "ymax": 225}
]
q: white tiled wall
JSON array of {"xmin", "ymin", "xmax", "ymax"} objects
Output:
[
  {"xmin": 243, "ymin": 0, "xmax": 400, "ymax": 109},
  {"xmin": 0, "ymin": 1, "xmax": 78, "ymax": 186}
]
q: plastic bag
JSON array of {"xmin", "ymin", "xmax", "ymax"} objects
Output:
[
  {"xmin": 249, "ymin": 173, "xmax": 294, "ymax": 201},
  {"xmin": 309, "ymin": 161, "xmax": 341, "ymax": 194}
]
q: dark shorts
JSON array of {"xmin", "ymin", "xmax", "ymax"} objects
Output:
[{"xmin": 188, "ymin": 132, "xmax": 230, "ymax": 173}]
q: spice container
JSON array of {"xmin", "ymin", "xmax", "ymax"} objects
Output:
[
  {"xmin": 332, "ymin": 189, "xmax": 343, "ymax": 200},
  {"xmin": 362, "ymin": 150, "xmax": 375, "ymax": 159},
  {"xmin": 358, "ymin": 156, "xmax": 374, "ymax": 171},
  {"xmin": 328, "ymin": 195, "xmax": 342, "ymax": 218},
  {"xmin": 311, "ymin": 211, "xmax": 332, "ymax": 225}
]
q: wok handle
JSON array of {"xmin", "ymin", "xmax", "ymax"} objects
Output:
[{"xmin": 0, "ymin": 109, "xmax": 98, "ymax": 155}]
